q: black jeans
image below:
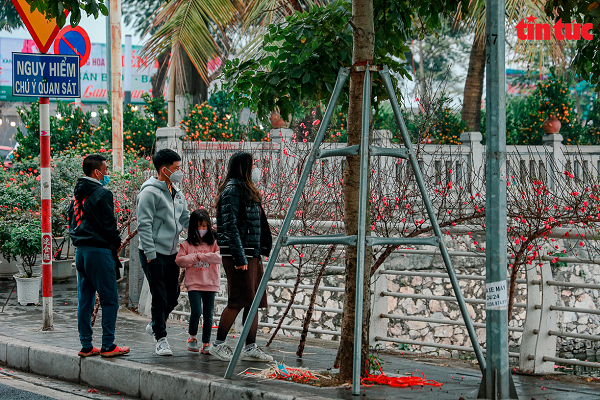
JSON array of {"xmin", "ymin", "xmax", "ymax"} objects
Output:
[
  {"xmin": 188, "ymin": 291, "xmax": 216, "ymax": 344},
  {"xmin": 140, "ymin": 250, "xmax": 180, "ymax": 340}
]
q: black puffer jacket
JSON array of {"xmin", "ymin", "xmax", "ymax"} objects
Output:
[{"xmin": 216, "ymin": 179, "xmax": 261, "ymax": 266}]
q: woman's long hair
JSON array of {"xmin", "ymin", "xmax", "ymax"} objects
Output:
[
  {"xmin": 187, "ymin": 209, "xmax": 215, "ymax": 246},
  {"xmin": 215, "ymin": 151, "xmax": 261, "ymax": 209}
]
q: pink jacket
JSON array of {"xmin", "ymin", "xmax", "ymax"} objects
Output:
[{"xmin": 175, "ymin": 241, "xmax": 222, "ymax": 292}]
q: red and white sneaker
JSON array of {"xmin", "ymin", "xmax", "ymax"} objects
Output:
[
  {"xmin": 100, "ymin": 345, "xmax": 130, "ymax": 357},
  {"xmin": 187, "ymin": 337, "xmax": 199, "ymax": 352},
  {"xmin": 78, "ymin": 347, "xmax": 101, "ymax": 357},
  {"xmin": 200, "ymin": 343, "xmax": 210, "ymax": 355}
]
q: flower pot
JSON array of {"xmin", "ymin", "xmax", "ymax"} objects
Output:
[
  {"xmin": 0, "ymin": 255, "xmax": 19, "ymax": 279},
  {"xmin": 542, "ymin": 115, "xmax": 562, "ymax": 134},
  {"xmin": 119, "ymin": 258, "xmax": 129, "ymax": 279},
  {"xmin": 52, "ymin": 258, "xmax": 75, "ymax": 282},
  {"xmin": 269, "ymin": 108, "xmax": 292, "ymax": 129},
  {"xmin": 13, "ymin": 273, "xmax": 42, "ymax": 305}
]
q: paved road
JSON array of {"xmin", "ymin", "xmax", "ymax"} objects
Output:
[
  {"xmin": 0, "ymin": 369, "xmax": 139, "ymax": 400},
  {"xmin": 0, "ymin": 381, "xmax": 56, "ymax": 400}
]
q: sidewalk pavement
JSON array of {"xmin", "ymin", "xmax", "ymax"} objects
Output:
[{"xmin": 1, "ymin": 278, "xmax": 599, "ymax": 399}]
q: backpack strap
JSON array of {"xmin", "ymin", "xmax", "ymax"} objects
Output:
[{"xmin": 72, "ymin": 196, "xmax": 88, "ymax": 227}]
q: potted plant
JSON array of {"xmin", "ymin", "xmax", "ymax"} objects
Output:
[
  {"xmin": 51, "ymin": 199, "xmax": 74, "ymax": 282},
  {"xmin": 9, "ymin": 223, "xmax": 42, "ymax": 305},
  {"xmin": 0, "ymin": 219, "xmax": 20, "ymax": 278}
]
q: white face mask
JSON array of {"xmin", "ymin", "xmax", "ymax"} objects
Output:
[
  {"xmin": 251, "ymin": 167, "xmax": 261, "ymax": 185},
  {"xmin": 164, "ymin": 167, "xmax": 183, "ymax": 183},
  {"xmin": 198, "ymin": 229, "xmax": 208, "ymax": 238}
]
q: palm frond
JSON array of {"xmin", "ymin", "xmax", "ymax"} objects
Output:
[
  {"xmin": 242, "ymin": 0, "xmax": 329, "ymax": 28},
  {"xmin": 139, "ymin": 0, "xmax": 239, "ymax": 84},
  {"xmin": 235, "ymin": 0, "xmax": 330, "ymax": 62}
]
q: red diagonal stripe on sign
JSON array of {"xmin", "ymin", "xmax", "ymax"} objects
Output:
[{"xmin": 60, "ymin": 36, "xmax": 83, "ymax": 57}]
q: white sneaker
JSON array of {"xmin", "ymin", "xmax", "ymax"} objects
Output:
[
  {"xmin": 155, "ymin": 338, "xmax": 173, "ymax": 356},
  {"xmin": 209, "ymin": 343, "xmax": 233, "ymax": 361},
  {"xmin": 146, "ymin": 322, "xmax": 156, "ymax": 342},
  {"xmin": 241, "ymin": 345, "xmax": 273, "ymax": 362}
]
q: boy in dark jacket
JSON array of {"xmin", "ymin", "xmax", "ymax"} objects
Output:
[{"xmin": 68, "ymin": 154, "xmax": 129, "ymax": 358}]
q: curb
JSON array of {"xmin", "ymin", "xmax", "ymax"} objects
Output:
[{"xmin": 0, "ymin": 336, "xmax": 332, "ymax": 400}]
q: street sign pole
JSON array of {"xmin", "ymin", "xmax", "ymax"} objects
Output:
[
  {"xmin": 10, "ymin": 0, "xmax": 65, "ymax": 332},
  {"xmin": 10, "ymin": 0, "xmax": 76, "ymax": 332},
  {"xmin": 40, "ymin": 96, "xmax": 52, "ymax": 330},
  {"xmin": 12, "ymin": 52, "xmax": 80, "ymax": 331}
]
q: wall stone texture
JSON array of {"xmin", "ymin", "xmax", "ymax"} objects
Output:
[{"xmin": 172, "ymin": 241, "xmax": 600, "ymax": 360}]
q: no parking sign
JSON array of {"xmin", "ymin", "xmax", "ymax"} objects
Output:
[{"xmin": 53, "ymin": 26, "xmax": 91, "ymax": 67}]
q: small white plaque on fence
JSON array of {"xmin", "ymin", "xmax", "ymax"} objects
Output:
[{"xmin": 485, "ymin": 280, "xmax": 507, "ymax": 310}]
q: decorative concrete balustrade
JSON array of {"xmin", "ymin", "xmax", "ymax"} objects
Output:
[{"xmin": 156, "ymin": 127, "xmax": 600, "ymax": 191}]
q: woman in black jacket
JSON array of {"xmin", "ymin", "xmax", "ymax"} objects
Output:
[{"xmin": 209, "ymin": 151, "xmax": 273, "ymax": 362}]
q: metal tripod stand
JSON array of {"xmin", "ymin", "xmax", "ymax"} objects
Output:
[{"xmin": 224, "ymin": 65, "xmax": 487, "ymax": 396}]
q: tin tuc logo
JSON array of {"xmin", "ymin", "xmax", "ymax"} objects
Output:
[{"xmin": 516, "ymin": 15, "xmax": 594, "ymax": 40}]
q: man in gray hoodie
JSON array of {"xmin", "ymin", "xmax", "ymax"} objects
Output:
[{"xmin": 137, "ymin": 149, "xmax": 190, "ymax": 356}]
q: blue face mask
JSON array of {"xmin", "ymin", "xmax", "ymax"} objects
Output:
[{"xmin": 98, "ymin": 171, "xmax": 110, "ymax": 186}]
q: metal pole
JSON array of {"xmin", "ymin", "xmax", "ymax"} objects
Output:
[
  {"xmin": 380, "ymin": 66, "xmax": 486, "ymax": 372},
  {"xmin": 483, "ymin": 0, "xmax": 510, "ymax": 396},
  {"xmin": 351, "ymin": 66, "xmax": 371, "ymax": 396},
  {"xmin": 110, "ymin": 0, "xmax": 123, "ymax": 173},
  {"xmin": 167, "ymin": 55, "xmax": 175, "ymax": 127},
  {"xmin": 224, "ymin": 68, "xmax": 350, "ymax": 379},
  {"xmin": 124, "ymin": 35, "xmax": 132, "ymax": 104},
  {"xmin": 40, "ymin": 96, "xmax": 53, "ymax": 331},
  {"xmin": 106, "ymin": 8, "xmax": 111, "ymax": 99}
]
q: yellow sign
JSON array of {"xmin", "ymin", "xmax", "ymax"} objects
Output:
[{"xmin": 11, "ymin": 0, "xmax": 65, "ymax": 54}]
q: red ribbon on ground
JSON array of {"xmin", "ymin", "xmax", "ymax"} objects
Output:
[
  {"xmin": 361, "ymin": 359, "xmax": 443, "ymax": 388},
  {"xmin": 245, "ymin": 363, "xmax": 318, "ymax": 383}
]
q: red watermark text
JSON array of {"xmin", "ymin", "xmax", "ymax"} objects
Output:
[{"xmin": 516, "ymin": 15, "xmax": 594, "ymax": 41}]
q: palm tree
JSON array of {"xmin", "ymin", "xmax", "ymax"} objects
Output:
[
  {"xmin": 456, "ymin": 0, "xmax": 565, "ymax": 131},
  {"xmin": 138, "ymin": 0, "xmax": 325, "ymax": 124}
]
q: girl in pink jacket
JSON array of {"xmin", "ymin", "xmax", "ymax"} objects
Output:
[{"xmin": 176, "ymin": 209, "xmax": 222, "ymax": 354}]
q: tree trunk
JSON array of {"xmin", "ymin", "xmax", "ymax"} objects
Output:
[
  {"xmin": 461, "ymin": 35, "xmax": 486, "ymax": 132},
  {"xmin": 418, "ymin": 40, "xmax": 428, "ymax": 111},
  {"xmin": 151, "ymin": 50, "xmax": 170, "ymax": 99},
  {"xmin": 297, "ymin": 245, "xmax": 337, "ymax": 357},
  {"xmin": 175, "ymin": 50, "xmax": 209, "ymax": 121},
  {"xmin": 335, "ymin": 0, "xmax": 374, "ymax": 382},
  {"xmin": 266, "ymin": 263, "xmax": 303, "ymax": 347}
]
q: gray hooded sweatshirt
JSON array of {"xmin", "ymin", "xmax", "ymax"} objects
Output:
[{"xmin": 136, "ymin": 177, "xmax": 190, "ymax": 260}]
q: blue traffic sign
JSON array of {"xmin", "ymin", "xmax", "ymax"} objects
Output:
[{"xmin": 12, "ymin": 52, "xmax": 80, "ymax": 98}]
